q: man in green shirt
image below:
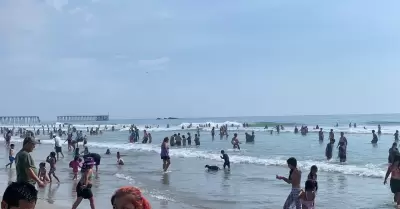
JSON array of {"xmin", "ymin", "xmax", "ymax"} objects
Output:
[{"xmin": 15, "ymin": 136, "xmax": 45, "ymax": 187}]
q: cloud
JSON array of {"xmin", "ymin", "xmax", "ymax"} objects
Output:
[
  {"xmin": 85, "ymin": 13, "xmax": 94, "ymax": 22},
  {"xmin": 138, "ymin": 57, "xmax": 170, "ymax": 67},
  {"xmin": 45, "ymin": 0, "xmax": 69, "ymax": 11},
  {"xmin": 69, "ymin": 7, "xmax": 82, "ymax": 14}
]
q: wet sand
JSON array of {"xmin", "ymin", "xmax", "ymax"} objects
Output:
[{"xmin": 0, "ymin": 138, "xmax": 190, "ymax": 209}]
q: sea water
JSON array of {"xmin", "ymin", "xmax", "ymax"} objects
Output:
[{"xmin": 1, "ymin": 114, "xmax": 400, "ymax": 209}]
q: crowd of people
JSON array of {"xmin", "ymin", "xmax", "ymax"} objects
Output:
[
  {"xmin": 3, "ymin": 122, "xmax": 400, "ymax": 209},
  {"xmin": 1, "ymin": 135, "xmax": 152, "ymax": 209}
]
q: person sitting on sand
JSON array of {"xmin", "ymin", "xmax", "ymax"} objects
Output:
[
  {"xmin": 111, "ymin": 186, "xmax": 151, "ymax": 209},
  {"xmin": 38, "ymin": 162, "xmax": 50, "ymax": 182}
]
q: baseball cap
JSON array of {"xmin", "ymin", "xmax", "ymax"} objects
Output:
[{"xmin": 23, "ymin": 137, "xmax": 39, "ymax": 145}]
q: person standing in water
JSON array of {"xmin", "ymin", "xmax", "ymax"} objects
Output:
[
  {"xmin": 46, "ymin": 152, "xmax": 60, "ymax": 183},
  {"xmin": 231, "ymin": 133, "xmax": 240, "ymax": 150},
  {"xmin": 384, "ymin": 155, "xmax": 400, "ymax": 207},
  {"xmin": 220, "ymin": 150, "xmax": 230, "ymax": 170},
  {"xmin": 276, "ymin": 157, "xmax": 302, "ymax": 209},
  {"xmin": 72, "ymin": 157, "xmax": 96, "ymax": 209},
  {"xmin": 329, "ymin": 129, "xmax": 335, "ymax": 143},
  {"xmin": 160, "ymin": 137, "xmax": 171, "ymax": 172},
  {"xmin": 371, "ymin": 130, "xmax": 378, "ymax": 144},
  {"xmin": 116, "ymin": 152, "xmax": 124, "ymax": 165},
  {"xmin": 299, "ymin": 180, "xmax": 316, "ymax": 209},
  {"xmin": 53, "ymin": 134, "xmax": 64, "ymax": 160},
  {"xmin": 378, "ymin": 124, "xmax": 382, "ymax": 135},
  {"xmin": 337, "ymin": 132, "xmax": 348, "ymax": 162},
  {"xmin": 395, "ymin": 130, "xmax": 399, "ymax": 141},
  {"xmin": 187, "ymin": 133, "xmax": 192, "ymax": 146},
  {"xmin": 389, "ymin": 143, "xmax": 399, "ymax": 164},
  {"xmin": 307, "ymin": 165, "xmax": 318, "ymax": 191},
  {"xmin": 5, "ymin": 144, "xmax": 15, "ymax": 168},
  {"xmin": 211, "ymin": 127, "xmax": 215, "ymax": 139},
  {"xmin": 194, "ymin": 134, "xmax": 200, "ymax": 146},
  {"xmin": 318, "ymin": 128, "xmax": 324, "ymax": 141}
]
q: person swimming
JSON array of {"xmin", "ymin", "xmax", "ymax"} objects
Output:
[{"xmin": 105, "ymin": 149, "xmax": 111, "ymax": 155}]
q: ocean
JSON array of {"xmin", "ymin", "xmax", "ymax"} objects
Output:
[{"xmin": 1, "ymin": 114, "xmax": 399, "ymax": 209}]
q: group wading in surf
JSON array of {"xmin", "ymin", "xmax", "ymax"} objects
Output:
[{"xmin": 1, "ymin": 121, "xmax": 399, "ymax": 208}]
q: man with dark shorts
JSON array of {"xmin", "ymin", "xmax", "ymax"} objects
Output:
[
  {"xmin": 220, "ymin": 150, "xmax": 230, "ymax": 170},
  {"xmin": 84, "ymin": 152, "xmax": 101, "ymax": 172},
  {"xmin": 53, "ymin": 134, "xmax": 64, "ymax": 160}
]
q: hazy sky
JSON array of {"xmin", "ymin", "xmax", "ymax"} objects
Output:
[{"xmin": 1, "ymin": 0, "xmax": 399, "ymax": 120}]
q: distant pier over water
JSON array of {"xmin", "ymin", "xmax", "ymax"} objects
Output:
[
  {"xmin": 0, "ymin": 116, "xmax": 41, "ymax": 124},
  {"xmin": 56, "ymin": 115, "xmax": 109, "ymax": 122}
]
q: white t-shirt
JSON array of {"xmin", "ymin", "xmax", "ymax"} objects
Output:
[{"xmin": 54, "ymin": 136, "xmax": 61, "ymax": 147}]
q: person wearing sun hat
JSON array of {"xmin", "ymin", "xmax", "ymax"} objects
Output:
[
  {"xmin": 15, "ymin": 136, "xmax": 45, "ymax": 188},
  {"xmin": 72, "ymin": 157, "xmax": 96, "ymax": 209}
]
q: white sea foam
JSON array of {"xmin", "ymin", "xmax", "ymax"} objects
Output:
[
  {"xmin": 1, "ymin": 120, "xmax": 397, "ymax": 135},
  {"xmin": 2, "ymin": 136, "xmax": 383, "ymax": 179}
]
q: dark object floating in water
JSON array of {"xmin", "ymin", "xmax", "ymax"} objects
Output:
[{"xmin": 156, "ymin": 117, "xmax": 179, "ymax": 120}]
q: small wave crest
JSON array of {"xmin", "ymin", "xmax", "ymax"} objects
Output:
[{"xmin": 9, "ymin": 137, "xmax": 383, "ymax": 178}]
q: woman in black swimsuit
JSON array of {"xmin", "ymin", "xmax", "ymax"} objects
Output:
[{"xmin": 72, "ymin": 157, "xmax": 95, "ymax": 209}]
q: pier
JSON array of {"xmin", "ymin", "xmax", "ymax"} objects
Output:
[
  {"xmin": 56, "ymin": 115, "xmax": 109, "ymax": 122},
  {"xmin": 0, "ymin": 116, "xmax": 41, "ymax": 124}
]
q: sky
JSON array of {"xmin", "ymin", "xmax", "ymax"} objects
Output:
[{"xmin": 0, "ymin": 0, "xmax": 400, "ymax": 120}]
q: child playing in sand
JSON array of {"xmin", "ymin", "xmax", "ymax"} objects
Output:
[
  {"xmin": 5, "ymin": 144, "xmax": 15, "ymax": 168},
  {"xmin": 46, "ymin": 152, "xmax": 60, "ymax": 183},
  {"xmin": 69, "ymin": 156, "xmax": 81, "ymax": 180},
  {"xmin": 299, "ymin": 180, "xmax": 316, "ymax": 209},
  {"xmin": 38, "ymin": 162, "xmax": 50, "ymax": 182}
]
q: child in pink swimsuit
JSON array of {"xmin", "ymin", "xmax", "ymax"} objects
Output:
[{"xmin": 69, "ymin": 156, "xmax": 81, "ymax": 180}]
